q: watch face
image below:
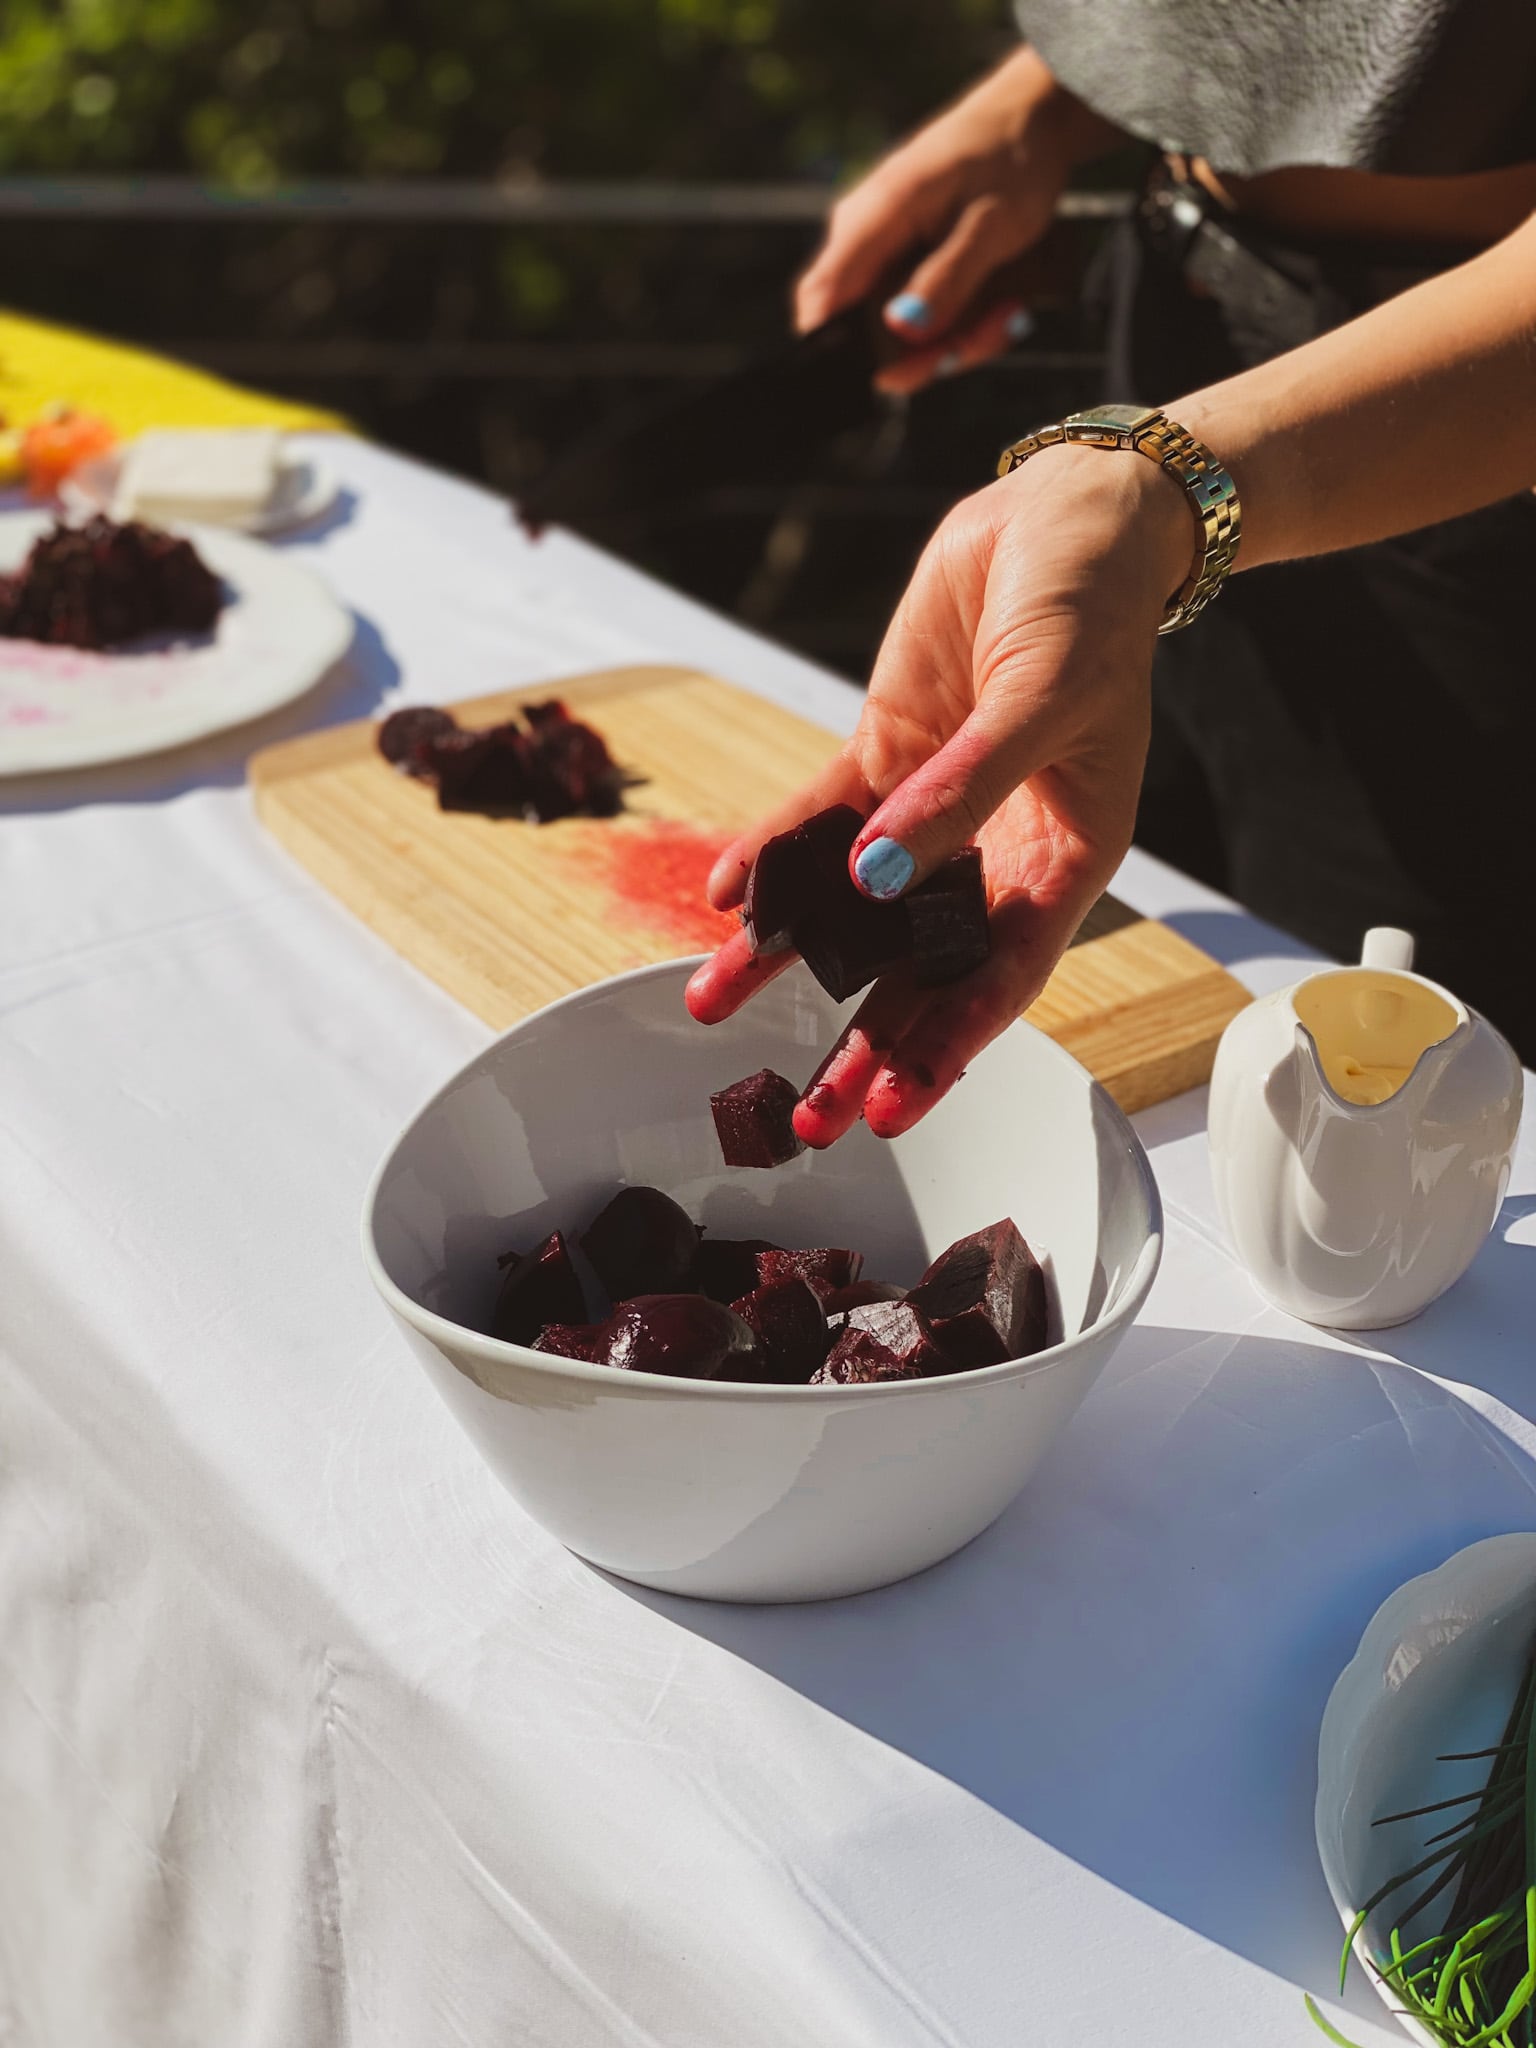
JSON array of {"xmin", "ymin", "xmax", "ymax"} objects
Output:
[{"xmin": 1066, "ymin": 404, "xmax": 1157, "ymax": 431}]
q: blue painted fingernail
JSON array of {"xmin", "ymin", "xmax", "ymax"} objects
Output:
[
  {"xmin": 854, "ymin": 836, "xmax": 916, "ymax": 900},
  {"xmin": 1005, "ymin": 306, "xmax": 1036, "ymax": 343},
  {"xmin": 885, "ymin": 292, "xmax": 931, "ymax": 331}
]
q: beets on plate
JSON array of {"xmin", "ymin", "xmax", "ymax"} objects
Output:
[{"xmin": 0, "ymin": 516, "xmax": 225, "ymax": 650}]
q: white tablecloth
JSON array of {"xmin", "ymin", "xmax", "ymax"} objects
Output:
[{"xmin": 4, "ymin": 435, "xmax": 1533, "ymax": 2048}]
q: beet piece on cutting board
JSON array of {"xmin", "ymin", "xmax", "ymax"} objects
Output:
[
  {"xmin": 755, "ymin": 1245, "xmax": 863, "ymax": 1301},
  {"xmin": 379, "ymin": 705, "xmax": 458, "ymax": 774},
  {"xmin": 710, "ymin": 1069, "xmax": 806, "ymax": 1169},
  {"xmin": 907, "ymin": 848, "xmax": 990, "ymax": 986},
  {"xmin": 594, "ymin": 1295, "xmax": 763, "ymax": 1379},
  {"xmin": 811, "ymin": 1328, "xmax": 924, "ymax": 1385},
  {"xmin": 491, "ymin": 1229, "xmax": 587, "ymax": 1344},
  {"xmin": 694, "ymin": 1236, "xmax": 782, "ymax": 1305},
  {"xmin": 842, "ymin": 1297, "xmax": 950, "ymax": 1377},
  {"xmin": 433, "ymin": 726, "xmax": 533, "ymax": 816},
  {"xmin": 724, "ymin": 1278, "xmax": 828, "ymax": 1382},
  {"xmin": 580, "ymin": 1186, "xmax": 699, "ymax": 1302},
  {"xmin": 908, "ymin": 1218, "xmax": 1048, "ymax": 1369}
]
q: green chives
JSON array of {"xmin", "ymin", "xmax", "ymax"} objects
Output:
[{"xmin": 1312, "ymin": 1633, "xmax": 1536, "ymax": 2048}]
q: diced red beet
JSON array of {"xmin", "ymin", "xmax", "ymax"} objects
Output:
[
  {"xmin": 755, "ymin": 1245, "xmax": 863, "ymax": 1301},
  {"xmin": 379, "ymin": 705, "xmax": 458, "ymax": 773},
  {"xmin": 580, "ymin": 1185, "xmax": 699, "ymax": 1303},
  {"xmin": 491, "ymin": 1229, "xmax": 587, "ymax": 1345},
  {"xmin": 795, "ymin": 899, "xmax": 911, "ymax": 1004},
  {"xmin": 434, "ymin": 726, "xmax": 533, "ymax": 816},
  {"xmin": 522, "ymin": 699, "xmax": 570, "ymax": 729},
  {"xmin": 907, "ymin": 848, "xmax": 990, "ymax": 986},
  {"xmin": 594, "ymin": 1294, "xmax": 763, "ymax": 1378},
  {"xmin": 526, "ymin": 717, "xmax": 625, "ymax": 821},
  {"xmin": 374, "ymin": 698, "xmax": 628, "ymax": 823},
  {"xmin": 710, "ymin": 1068, "xmax": 805, "ymax": 1170},
  {"xmin": 741, "ymin": 831, "xmax": 813, "ymax": 955},
  {"xmin": 530, "ymin": 1322, "xmax": 607, "ymax": 1363},
  {"xmin": 843, "ymin": 1297, "xmax": 950, "ymax": 1377},
  {"xmin": 739, "ymin": 802, "xmax": 907, "ymax": 1003},
  {"xmin": 738, "ymin": 801, "xmax": 991, "ymax": 1004},
  {"xmin": 0, "ymin": 516, "xmax": 225, "ymax": 650},
  {"xmin": 820, "ymin": 1280, "xmax": 905, "ymax": 1317},
  {"xmin": 723, "ymin": 1279, "xmax": 828, "ymax": 1382},
  {"xmin": 908, "ymin": 1218, "xmax": 1048, "ymax": 1369},
  {"xmin": 741, "ymin": 805, "xmax": 864, "ymax": 955},
  {"xmin": 810, "ymin": 1328, "xmax": 924, "ymax": 1386},
  {"xmin": 694, "ymin": 1236, "xmax": 782, "ymax": 1305}
]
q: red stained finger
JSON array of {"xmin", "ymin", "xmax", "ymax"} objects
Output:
[
  {"xmin": 791, "ymin": 968, "xmax": 929, "ymax": 1148},
  {"xmin": 861, "ymin": 892, "xmax": 1086, "ymax": 1138},
  {"xmin": 684, "ymin": 925, "xmax": 800, "ymax": 1026}
]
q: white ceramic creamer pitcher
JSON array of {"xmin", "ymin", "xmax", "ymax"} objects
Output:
[{"xmin": 1209, "ymin": 928, "xmax": 1523, "ymax": 1328}]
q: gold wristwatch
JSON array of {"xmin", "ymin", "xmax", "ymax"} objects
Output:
[{"xmin": 996, "ymin": 404, "xmax": 1241, "ymax": 634}]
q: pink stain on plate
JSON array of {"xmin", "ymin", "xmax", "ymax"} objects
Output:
[
  {"xmin": 559, "ymin": 819, "xmax": 742, "ymax": 954},
  {"xmin": 1, "ymin": 701, "xmax": 60, "ymax": 726}
]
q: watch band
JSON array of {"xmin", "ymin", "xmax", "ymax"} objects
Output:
[{"xmin": 995, "ymin": 407, "xmax": 1241, "ymax": 634}]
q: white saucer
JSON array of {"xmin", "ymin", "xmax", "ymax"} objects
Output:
[
  {"xmin": 61, "ymin": 444, "xmax": 341, "ymax": 536},
  {"xmin": 1315, "ymin": 1533, "xmax": 1536, "ymax": 2047}
]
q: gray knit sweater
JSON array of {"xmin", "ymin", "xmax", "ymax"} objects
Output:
[{"xmin": 1017, "ymin": 0, "xmax": 1536, "ymax": 176}]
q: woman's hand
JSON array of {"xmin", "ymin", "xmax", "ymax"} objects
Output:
[
  {"xmin": 685, "ymin": 449, "xmax": 1196, "ymax": 1145},
  {"xmin": 795, "ymin": 47, "xmax": 1121, "ymax": 394}
]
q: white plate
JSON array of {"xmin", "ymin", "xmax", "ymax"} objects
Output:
[
  {"xmin": 0, "ymin": 512, "xmax": 353, "ymax": 775},
  {"xmin": 61, "ymin": 445, "xmax": 340, "ymax": 536},
  {"xmin": 1315, "ymin": 1533, "xmax": 1536, "ymax": 2046}
]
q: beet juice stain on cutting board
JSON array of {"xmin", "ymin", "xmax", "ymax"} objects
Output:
[{"xmin": 558, "ymin": 819, "xmax": 741, "ymax": 956}]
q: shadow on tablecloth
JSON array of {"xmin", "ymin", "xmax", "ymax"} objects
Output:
[{"xmin": 614, "ymin": 1282, "xmax": 1536, "ymax": 2030}]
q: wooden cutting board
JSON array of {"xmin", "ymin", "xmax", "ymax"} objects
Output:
[{"xmin": 249, "ymin": 664, "xmax": 1249, "ymax": 1112}]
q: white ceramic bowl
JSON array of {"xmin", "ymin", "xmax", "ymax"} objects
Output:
[
  {"xmin": 362, "ymin": 958, "xmax": 1162, "ymax": 1602},
  {"xmin": 1315, "ymin": 1533, "xmax": 1536, "ymax": 2045}
]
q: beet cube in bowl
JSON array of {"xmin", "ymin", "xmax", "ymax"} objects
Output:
[
  {"xmin": 580, "ymin": 1185, "xmax": 699, "ymax": 1302},
  {"xmin": 694, "ymin": 1236, "xmax": 782, "ymax": 1305},
  {"xmin": 363, "ymin": 956, "xmax": 1161, "ymax": 1602}
]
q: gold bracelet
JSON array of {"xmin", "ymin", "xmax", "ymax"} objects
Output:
[{"xmin": 996, "ymin": 405, "xmax": 1242, "ymax": 634}]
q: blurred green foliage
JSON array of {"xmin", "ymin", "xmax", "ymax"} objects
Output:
[{"xmin": 0, "ymin": 0, "xmax": 1009, "ymax": 184}]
